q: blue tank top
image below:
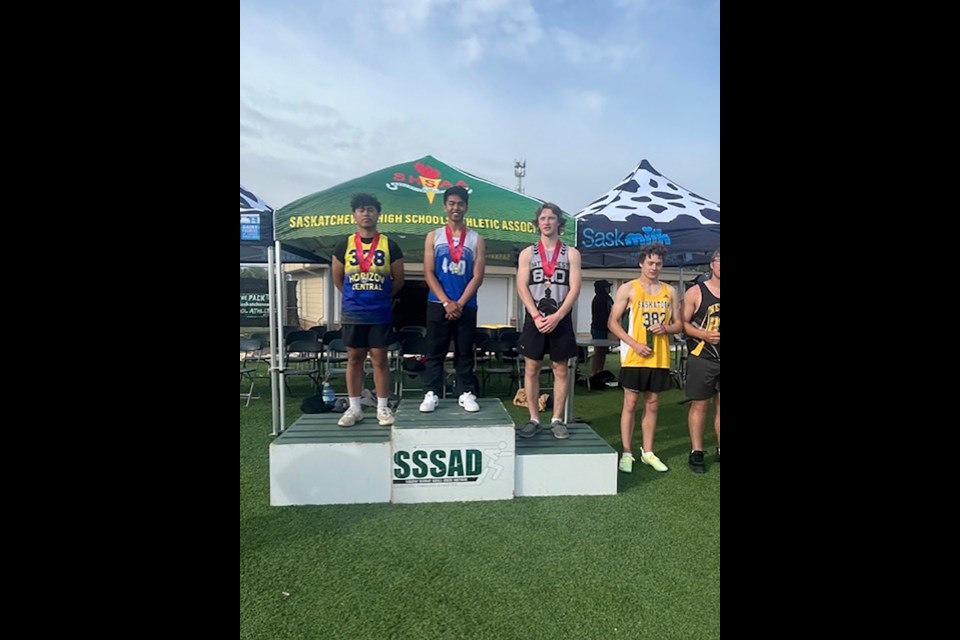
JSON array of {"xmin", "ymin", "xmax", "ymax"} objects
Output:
[
  {"xmin": 426, "ymin": 226, "xmax": 479, "ymax": 309},
  {"xmin": 340, "ymin": 233, "xmax": 396, "ymax": 324}
]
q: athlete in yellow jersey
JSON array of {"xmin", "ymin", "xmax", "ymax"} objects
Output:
[{"xmin": 607, "ymin": 244, "xmax": 682, "ymax": 473}]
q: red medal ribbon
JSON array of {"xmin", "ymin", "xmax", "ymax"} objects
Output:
[
  {"xmin": 354, "ymin": 232, "xmax": 380, "ymax": 273},
  {"xmin": 538, "ymin": 240, "xmax": 562, "ymax": 279},
  {"xmin": 445, "ymin": 225, "xmax": 467, "ymax": 264}
]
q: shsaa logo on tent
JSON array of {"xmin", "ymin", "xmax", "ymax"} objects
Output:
[
  {"xmin": 580, "ymin": 226, "xmax": 672, "ymax": 248},
  {"xmin": 393, "ymin": 448, "xmax": 482, "ymax": 484},
  {"xmin": 385, "ymin": 160, "xmax": 471, "ymax": 205}
]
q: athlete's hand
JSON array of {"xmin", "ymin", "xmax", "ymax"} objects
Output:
[
  {"xmin": 539, "ymin": 313, "xmax": 560, "ymax": 334},
  {"xmin": 631, "ymin": 339, "xmax": 652, "ymax": 357},
  {"xmin": 444, "ymin": 300, "xmax": 463, "ymax": 320}
]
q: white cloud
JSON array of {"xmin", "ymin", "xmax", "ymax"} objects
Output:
[
  {"xmin": 553, "ymin": 28, "xmax": 638, "ymax": 68},
  {"xmin": 580, "ymin": 91, "xmax": 606, "ymax": 111},
  {"xmin": 379, "ymin": 0, "xmax": 447, "ymax": 34},
  {"xmin": 461, "ymin": 35, "xmax": 483, "ymax": 64}
]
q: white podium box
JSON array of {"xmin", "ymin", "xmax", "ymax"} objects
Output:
[
  {"xmin": 514, "ymin": 423, "xmax": 617, "ymax": 497},
  {"xmin": 391, "ymin": 399, "xmax": 515, "ymax": 504},
  {"xmin": 270, "ymin": 413, "xmax": 392, "ymax": 506}
]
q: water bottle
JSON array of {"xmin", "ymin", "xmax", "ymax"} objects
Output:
[{"xmin": 322, "ymin": 381, "xmax": 335, "ymax": 406}]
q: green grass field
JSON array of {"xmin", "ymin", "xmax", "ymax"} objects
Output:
[{"xmin": 240, "ymin": 367, "xmax": 720, "ymax": 639}]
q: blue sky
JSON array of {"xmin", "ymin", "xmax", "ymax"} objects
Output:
[{"xmin": 240, "ymin": 0, "xmax": 719, "ymax": 213}]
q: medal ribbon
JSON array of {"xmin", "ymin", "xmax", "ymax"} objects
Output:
[
  {"xmin": 354, "ymin": 233, "xmax": 381, "ymax": 273},
  {"xmin": 445, "ymin": 225, "xmax": 467, "ymax": 264},
  {"xmin": 538, "ymin": 240, "xmax": 562, "ymax": 279}
]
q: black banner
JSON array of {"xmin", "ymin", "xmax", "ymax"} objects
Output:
[
  {"xmin": 240, "ymin": 279, "xmax": 299, "ymax": 327},
  {"xmin": 240, "ymin": 278, "xmax": 269, "ymax": 326}
]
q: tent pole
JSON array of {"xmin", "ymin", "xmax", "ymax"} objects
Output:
[
  {"xmin": 267, "ymin": 245, "xmax": 281, "ymax": 436},
  {"xmin": 275, "ymin": 240, "xmax": 288, "ymax": 434},
  {"xmin": 324, "ymin": 266, "xmax": 335, "ymax": 328}
]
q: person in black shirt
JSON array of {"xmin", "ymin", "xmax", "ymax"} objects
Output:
[
  {"xmin": 590, "ymin": 280, "xmax": 613, "ymax": 375},
  {"xmin": 682, "ymin": 249, "xmax": 720, "ymax": 473}
]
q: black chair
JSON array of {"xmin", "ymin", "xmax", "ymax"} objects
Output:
[
  {"xmin": 473, "ymin": 331, "xmax": 492, "ymax": 375},
  {"xmin": 398, "ymin": 336, "xmax": 429, "ymax": 397},
  {"xmin": 286, "ymin": 330, "xmax": 314, "ymax": 344},
  {"xmin": 474, "ymin": 327, "xmax": 495, "ymax": 342},
  {"xmin": 240, "ymin": 338, "xmax": 264, "ymax": 406},
  {"xmin": 670, "ymin": 336, "xmax": 687, "ymax": 390},
  {"xmin": 321, "ymin": 330, "xmax": 345, "ymax": 375},
  {"xmin": 479, "ymin": 336, "xmax": 520, "ymax": 396},
  {"xmin": 284, "ymin": 333, "xmax": 323, "ymax": 395},
  {"xmin": 324, "ymin": 338, "xmax": 375, "ymax": 388},
  {"xmin": 385, "ymin": 340, "xmax": 403, "ymax": 396},
  {"xmin": 248, "ymin": 332, "xmax": 272, "ymax": 375},
  {"xmin": 396, "ymin": 328, "xmax": 424, "ymax": 345}
]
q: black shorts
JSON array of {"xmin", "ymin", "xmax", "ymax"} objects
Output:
[
  {"xmin": 516, "ymin": 314, "xmax": 578, "ymax": 362},
  {"xmin": 591, "ymin": 329, "xmax": 612, "ymax": 340},
  {"xmin": 619, "ymin": 367, "xmax": 672, "ymax": 393},
  {"xmin": 342, "ymin": 323, "xmax": 394, "ymax": 349},
  {"xmin": 685, "ymin": 356, "xmax": 720, "ymax": 400}
]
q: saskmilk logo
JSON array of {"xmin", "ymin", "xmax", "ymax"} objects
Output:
[
  {"xmin": 580, "ymin": 225, "xmax": 672, "ymax": 248},
  {"xmin": 386, "ymin": 161, "xmax": 472, "ymax": 204},
  {"xmin": 393, "ymin": 448, "xmax": 482, "ymax": 484}
]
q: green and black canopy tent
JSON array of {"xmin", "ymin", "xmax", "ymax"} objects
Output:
[
  {"xmin": 275, "ymin": 155, "xmax": 575, "ymax": 265},
  {"xmin": 265, "ymin": 157, "xmax": 575, "ymax": 434}
]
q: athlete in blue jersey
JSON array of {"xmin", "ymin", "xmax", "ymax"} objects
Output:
[
  {"xmin": 332, "ymin": 193, "xmax": 405, "ymax": 427},
  {"xmin": 419, "ymin": 186, "xmax": 486, "ymax": 413}
]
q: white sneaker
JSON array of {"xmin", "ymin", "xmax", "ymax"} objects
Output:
[
  {"xmin": 419, "ymin": 391, "xmax": 439, "ymax": 413},
  {"xmin": 458, "ymin": 392, "xmax": 480, "ymax": 412},
  {"xmin": 337, "ymin": 407, "xmax": 365, "ymax": 427},
  {"xmin": 377, "ymin": 406, "xmax": 395, "ymax": 426}
]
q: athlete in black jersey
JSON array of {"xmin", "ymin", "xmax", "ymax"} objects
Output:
[
  {"xmin": 515, "ymin": 203, "xmax": 581, "ymax": 440},
  {"xmin": 682, "ymin": 248, "xmax": 720, "ymax": 473}
]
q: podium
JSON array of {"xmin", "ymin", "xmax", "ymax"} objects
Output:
[
  {"xmin": 391, "ymin": 398, "xmax": 515, "ymax": 504},
  {"xmin": 269, "ymin": 398, "xmax": 616, "ymax": 506},
  {"xmin": 514, "ymin": 422, "xmax": 618, "ymax": 496}
]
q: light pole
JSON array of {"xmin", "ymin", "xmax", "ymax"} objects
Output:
[{"xmin": 514, "ymin": 158, "xmax": 526, "ymax": 194}]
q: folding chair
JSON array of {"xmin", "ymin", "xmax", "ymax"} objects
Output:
[
  {"xmin": 480, "ymin": 335, "xmax": 520, "ymax": 396},
  {"xmin": 284, "ymin": 332, "xmax": 323, "ymax": 395},
  {"xmin": 240, "ymin": 338, "xmax": 263, "ymax": 406},
  {"xmin": 398, "ymin": 336, "xmax": 429, "ymax": 398}
]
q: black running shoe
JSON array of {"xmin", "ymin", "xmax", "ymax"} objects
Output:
[{"xmin": 689, "ymin": 450, "xmax": 706, "ymax": 474}]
